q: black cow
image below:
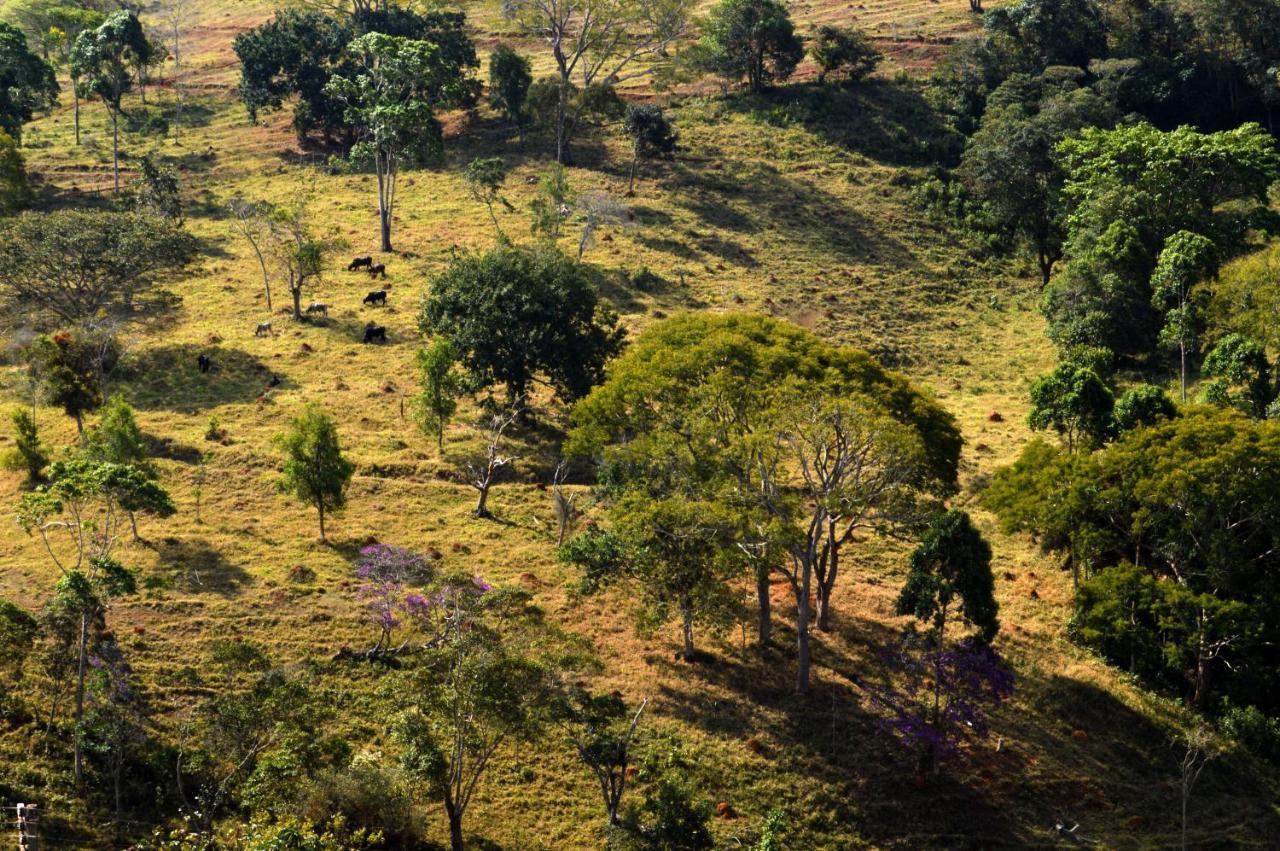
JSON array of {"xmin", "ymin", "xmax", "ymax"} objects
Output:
[
  {"xmin": 197, "ymin": 354, "xmax": 211, "ymax": 374},
  {"xmin": 363, "ymin": 289, "xmax": 387, "ymax": 306},
  {"xmin": 368, "ymin": 263, "xmax": 386, "ymax": 279},
  {"xmin": 363, "ymin": 323, "xmax": 387, "ymax": 344},
  {"xmin": 348, "ymin": 256, "xmax": 373, "ymax": 271}
]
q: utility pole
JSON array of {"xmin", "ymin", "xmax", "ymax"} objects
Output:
[{"xmin": 16, "ymin": 803, "xmax": 39, "ymax": 851}]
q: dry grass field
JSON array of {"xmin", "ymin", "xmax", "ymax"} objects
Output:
[{"xmin": 1, "ymin": 0, "xmax": 1278, "ymax": 846}]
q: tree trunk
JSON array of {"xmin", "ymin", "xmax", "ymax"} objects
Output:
[
  {"xmin": 74, "ymin": 410, "xmax": 84, "ymax": 439},
  {"xmin": 129, "ymin": 510, "xmax": 140, "ymax": 542},
  {"xmin": 756, "ymin": 568, "xmax": 772, "ymax": 646},
  {"xmin": 317, "ymin": 502, "xmax": 326, "ymax": 542},
  {"xmin": 815, "ymin": 585, "xmax": 831, "ymax": 632},
  {"xmin": 628, "ymin": 147, "xmax": 638, "ymax": 195},
  {"xmin": 111, "ymin": 107, "xmax": 120, "ymax": 194},
  {"xmin": 681, "ymin": 600, "xmax": 695, "ymax": 659},
  {"xmin": 379, "ymin": 205, "xmax": 393, "ymax": 253},
  {"xmin": 1180, "ymin": 341, "xmax": 1188, "ymax": 403},
  {"xmin": 474, "ymin": 484, "xmax": 490, "ymax": 518},
  {"xmin": 446, "ymin": 800, "xmax": 464, "ymax": 851},
  {"xmin": 291, "ymin": 285, "xmax": 302, "ymax": 321},
  {"xmin": 74, "ymin": 609, "xmax": 88, "ymax": 788},
  {"xmin": 73, "ymin": 85, "xmax": 81, "ymax": 145},
  {"xmin": 796, "ymin": 573, "xmax": 812, "ymax": 695},
  {"xmin": 816, "ymin": 522, "xmax": 838, "ymax": 632}
]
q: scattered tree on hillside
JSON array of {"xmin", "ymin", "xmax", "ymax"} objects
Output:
[
  {"xmin": 413, "ymin": 338, "xmax": 466, "ymax": 454},
  {"xmin": 276, "ymin": 403, "xmax": 355, "ymax": 541},
  {"xmin": 0, "ymin": 130, "xmax": 30, "ymax": 214},
  {"xmin": 1151, "ymin": 231, "xmax": 1217, "ymax": 402},
  {"xmin": 529, "ymin": 163, "xmax": 574, "ymax": 240},
  {"xmin": 26, "ymin": 330, "xmax": 121, "ymax": 438},
  {"xmin": 43, "ymin": 7, "xmax": 105, "ymax": 145},
  {"xmin": 0, "ymin": 21, "xmax": 58, "ymax": 143},
  {"xmin": 17, "ymin": 457, "xmax": 174, "ymax": 787},
  {"xmin": 574, "ymin": 190, "xmax": 628, "ymax": 261},
  {"xmin": 419, "ymin": 243, "xmax": 625, "ymax": 404},
  {"xmin": 622, "ymin": 104, "xmax": 676, "ymax": 194},
  {"xmin": 131, "ymin": 154, "xmax": 183, "ymax": 224},
  {"xmin": 896, "ymin": 509, "xmax": 999, "ymax": 645},
  {"xmin": 698, "ymin": 0, "xmax": 804, "ymax": 93},
  {"xmin": 464, "ymin": 402, "xmax": 520, "ymax": 519},
  {"xmin": 555, "ymin": 687, "xmax": 646, "ymax": 826},
  {"xmin": 810, "ymin": 25, "xmax": 881, "ymax": 85},
  {"xmin": 4, "ymin": 407, "xmax": 47, "ymax": 485},
  {"xmin": 326, "ymin": 32, "xmax": 468, "ymax": 252},
  {"xmin": 1028, "ymin": 361, "xmax": 1114, "ymax": 451},
  {"xmin": 394, "ymin": 579, "xmax": 549, "ymax": 851},
  {"xmin": 229, "ymin": 197, "xmax": 276, "ymax": 312},
  {"xmin": 1201, "ymin": 333, "xmax": 1276, "ymax": 418},
  {"xmin": 85, "ymin": 395, "xmax": 158, "ymax": 539},
  {"xmin": 503, "ymin": 0, "xmax": 693, "ymax": 163},
  {"xmin": 71, "ymin": 11, "xmax": 149, "ymax": 193},
  {"xmin": 488, "ymin": 43, "xmax": 531, "ymax": 135},
  {"xmin": 463, "ymin": 156, "xmax": 510, "ymax": 241},
  {"xmin": 266, "ymin": 200, "xmax": 330, "ymax": 322},
  {"xmin": 0, "ymin": 210, "xmax": 197, "ymax": 327}
]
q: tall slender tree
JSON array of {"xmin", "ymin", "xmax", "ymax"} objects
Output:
[{"xmin": 70, "ymin": 11, "xmax": 149, "ymax": 193}]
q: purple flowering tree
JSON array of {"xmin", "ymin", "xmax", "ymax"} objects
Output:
[
  {"xmin": 354, "ymin": 545, "xmax": 434, "ymax": 655},
  {"xmin": 867, "ymin": 634, "xmax": 1014, "ymax": 778}
]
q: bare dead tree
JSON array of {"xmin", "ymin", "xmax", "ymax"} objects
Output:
[
  {"xmin": 551, "ymin": 460, "xmax": 578, "ymax": 544},
  {"xmin": 467, "ymin": 401, "xmax": 521, "ymax": 518},
  {"xmin": 1179, "ymin": 726, "xmax": 1218, "ymax": 851}
]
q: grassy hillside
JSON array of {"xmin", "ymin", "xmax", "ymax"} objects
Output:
[{"xmin": 2, "ymin": 0, "xmax": 1279, "ymax": 846}]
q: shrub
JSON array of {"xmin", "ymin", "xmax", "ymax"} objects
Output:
[
  {"xmin": 811, "ymin": 25, "xmax": 881, "ymax": 84},
  {"xmin": 1219, "ymin": 703, "xmax": 1280, "ymax": 762}
]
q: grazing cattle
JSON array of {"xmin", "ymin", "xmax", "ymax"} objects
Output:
[
  {"xmin": 305, "ymin": 302, "xmax": 328, "ymax": 316},
  {"xmin": 197, "ymin": 354, "xmax": 211, "ymax": 374},
  {"xmin": 348, "ymin": 256, "xmax": 373, "ymax": 271},
  {"xmin": 368, "ymin": 263, "xmax": 386, "ymax": 279},
  {"xmin": 363, "ymin": 323, "xmax": 387, "ymax": 344},
  {"xmin": 267, "ymin": 375, "xmax": 281, "ymax": 388},
  {"xmin": 363, "ymin": 290, "xmax": 387, "ymax": 306},
  {"xmin": 255, "ymin": 321, "xmax": 274, "ymax": 337}
]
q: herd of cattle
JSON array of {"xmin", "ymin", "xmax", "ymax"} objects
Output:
[{"xmin": 203, "ymin": 256, "xmax": 395, "ymax": 375}]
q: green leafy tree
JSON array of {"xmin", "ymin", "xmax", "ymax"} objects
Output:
[
  {"xmin": 44, "ymin": 6, "xmax": 105, "ymax": 145},
  {"xmin": 896, "ymin": 509, "xmax": 999, "ymax": 644},
  {"xmin": 1151, "ymin": 231, "xmax": 1217, "ymax": 401},
  {"xmin": 419, "ymin": 242, "xmax": 625, "ymax": 404},
  {"xmin": 0, "ymin": 130, "xmax": 29, "ymax": 214},
  {"xmin": 568, "ymin": 314, "xmax": 961, "ymax": 694},
  {"xmin": 394, "ymin": 580, "xmax": 549, "ymax": 851},
  {"xmin": 131, "ymin": 153, "xmax": 183, "ymax": 224},
  {"xmin": 463, "ymin": 156, "xmax": 509, "ymax": 240},
  {"xmin": 555, "ymin": 686, "xmax": 647, "ymax": 826},
  {"xmin": 699, "ymin": 0, "xmax": 804, "ymax": 92},
  {"xmin": 1046, "ymin": 122, "xmax": 1280, "ymax": 356},
  {"xmin": 70, "ymin": 11, "xmax": 149, "ymax": 193},
  {"xmin": 0, "ymin": 20, "xmax": 57, "ymax": 143},
  {"xmin": 958, "ymin": 71, "xmax": 1117, "ymax": 287},
  {"xmin": 0, "ymin": 209, "xmax": 197, "ymax": 327},
  {"xmin": 622, "ymin": 104, "xmax": 677, "ymax": 194},
  {"xmin": 1028, "ymin": 361, "xmax": 1114, "ymax": 451},
  {"xmin": 529, "ymin": 162, "xmax": 574, "ymax": 240},
  {"xmin": 413, "ymin": 338, "xmax": 466, "ymax": 453},
  {"xmin": 488, "ymin": 43, "xmax": 531, "ymax": 133},
  {"xmin": 85, "ymin": 395, "xmax": 157, "ymax": 539},
  {"xmin": 503, "ymin": 0, "xmax": 692, "ymax": 163},
  {"xmin": 327, "ymin": 32, "xmax": 468, "ymax": 252},
  {"xmin": 27, "ymin": 330, "xmax": 121, "ymax": 437},
  {"xmin": 16, "ymin": 457, "xmax": 173, "ymax": 786},
  {"xmin": 1113, "ymin": 384, "xmax": 1178, "ymax": 433},
  {"xmin": 266, "ymin": 199, "xmax": 331, "ymax": 322},
  {"xmin": 621, "ymin": 775, "xmax": 714, "ymax": 850},
  {"xmin": 276, "ymin": 403, "xmax": 355, "ymax": 541},
  {"xmin": 1201, "ymin": 333, "xmax": 1275, "ymax": 418},
  {"xmin": 563, "ymin": 496, "xmax": 739, "ymax": 659},
  {"xmin": 4, "ymin": 407, "xmax": 46, "ymax": 485},
  {"xmin": 810, "ymin": 25, "xmax": 881, "ymax": 84}
]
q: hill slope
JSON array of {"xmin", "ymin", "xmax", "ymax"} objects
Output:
[{"xmin": 2, "ymin": 0, "xmax": 1278, "ymax": 846}]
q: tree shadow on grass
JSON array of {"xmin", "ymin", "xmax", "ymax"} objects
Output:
[
  {"xmin": 722, "ymin": 79, "xmax": 964, "ymax": 169},
  {"xmin": 156, "ymin": 537, "xmax": 251, "ymax": 595},
  {"xmin": 119, "ymin": 344, "xmax": 283, "ymax": 412}
]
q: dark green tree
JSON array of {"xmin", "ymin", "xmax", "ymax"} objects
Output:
[
  {"xmin": 622, "ymin": 104, "xmax": 677, "ymax": 195},
  {"xmin": 1151, "ymin": 231, "xmax": 1217, "ymax": 402},
  {"xmin": 1201, "ymin": 333, "xmax": 1275, "ymax": 418},
  {"xmin": 488, "ymin": 43, "xmax": 531, "ymax": 133},
  {"xmin": 896, "ymin": 510, "xmax": 999, "ymax": 644},
  {"xmin": 419, "ymin": 243, "xmax": 625, "ymax": 404},
  {"xmin": 27, "ymin": 330, "xmax": 120, "ymax": 437},
  {"xmin": 276, "ymin": 403, "xmax": 355, "ymax": 541},
  {"xmin": 0, "ymin": 20, "xmax": 58, "ymax": 143},
  {"xmin": 4, "ymin": 407, "xmax": 47, "ymax": 485},
  {"xmin": 810, "ymin": 25, "xmax": 881, "ymax": 85},
  {"xmin": 1028, "ymin": 362, "xmax": 1114, "ymax": 451},
  {"xmin": 1112, "ymin": 384, "xmax": 1178, "ymax": 433},
  {"xmin": 699, "ymin": 0, "xmax": 804, "ymax": 92}
]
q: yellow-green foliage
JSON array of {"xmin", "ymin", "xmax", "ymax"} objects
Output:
[{"xmin": 0, "ymin": 0, "xmax": 1276, "ymax": 847}]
